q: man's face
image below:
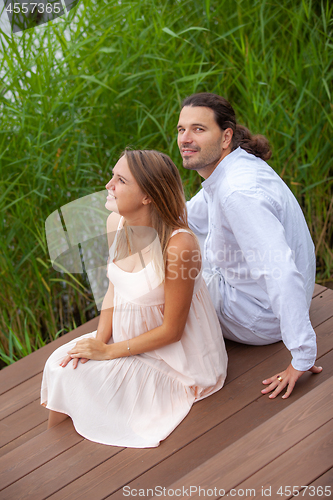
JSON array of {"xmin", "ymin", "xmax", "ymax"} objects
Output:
[{"xmin": 177, "ymin": 106, "xmax": 229, "ymax": 179}]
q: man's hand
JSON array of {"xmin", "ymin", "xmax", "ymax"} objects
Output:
[{"xmin": 261, "ymin": 363, "xmax": 323, "ymax": 399}]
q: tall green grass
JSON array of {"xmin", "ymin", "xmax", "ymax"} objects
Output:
[{"xmin": 0, "ymin": 0, "xmax": 332, "ymax": 366}]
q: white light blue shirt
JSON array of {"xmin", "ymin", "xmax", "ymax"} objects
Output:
[{"xmin": 187, "ymin": 147, "xmax": 317, "ymax": 371}]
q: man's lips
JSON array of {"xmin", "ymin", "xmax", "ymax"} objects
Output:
[{"xmin": 182, "ymin": 148, "xmax": 199, "ymax": 156}]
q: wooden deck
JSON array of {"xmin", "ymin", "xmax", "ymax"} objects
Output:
[{"xmin": 0, "ymin": 284, "xmax": 332, "ymax": 499}]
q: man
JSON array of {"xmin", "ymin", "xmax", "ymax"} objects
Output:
[{"xmin": 177, "ymin": 92, "xmax": 322, "ymax": 399}]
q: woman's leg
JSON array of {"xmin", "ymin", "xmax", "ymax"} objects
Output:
[{"xmin": 47, "ymin": 410, "xmax": 69, "ymax": 429}]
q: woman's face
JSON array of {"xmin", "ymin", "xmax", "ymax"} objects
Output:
[{"xmin": 105, "ymin": 156, "xmax": 149, "ymax": 217}]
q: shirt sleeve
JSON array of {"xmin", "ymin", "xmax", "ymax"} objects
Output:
[
  {"xmin": 186, "ymin": 189, "xmax": 209, "ymax": 235},
  {"xmin": 223, "ymin": 190, "xmax": 317, "ymax": 371}
]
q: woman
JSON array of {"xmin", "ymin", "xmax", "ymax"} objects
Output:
[{"xmin": 41, "ymin": 149, "xmax": 227, "ymax": 448}]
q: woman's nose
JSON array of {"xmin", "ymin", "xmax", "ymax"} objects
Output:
[{"xmin": 105, "ymin": 178, "xmax": 113, "ymax": 189}]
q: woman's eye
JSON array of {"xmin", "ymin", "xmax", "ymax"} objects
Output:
[{"xmin": 119, "ymin": 178, "xmax": 125, "ymax": 184}]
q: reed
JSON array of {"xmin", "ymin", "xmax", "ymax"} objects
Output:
[{"xmin": 0, "ymin": 0, "xmax": 332, "ymax": 365}]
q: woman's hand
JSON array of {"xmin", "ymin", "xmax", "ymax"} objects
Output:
[
  {"xmin": 60, "ymin": 354, "xmax": 89, "ymax": 369},
  {"xmin": 67, "ymin": 338, "xmax": 110, "ymax": 362}
]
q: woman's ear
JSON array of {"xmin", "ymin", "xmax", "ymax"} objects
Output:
[{"xmin": 142, "ymin": 196, "xmax": 151, "ymax": 205}]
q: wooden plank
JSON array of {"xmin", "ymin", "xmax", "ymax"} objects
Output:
[
  {"xmin": 0, "ymin": 419, "xmax": 82, "ymax": 491},
  {"xmin": 0, "ymin": 340, "xmax": 283, "ymax": 495},
  {"xmin": 141, "ymin": 338, "xmax": 333, "ymax": 494},
  {"xmin": 1, "ymin": 286, "xmax": 330, "ymax": 397},
  {"xmin": 26, "ymin": 348, "xmax": 295, "ymax": 500},
  {"xmin": 309, "ymin": 288, "xmax": 333, "ymax": 327},
  {"xmin": 3, "ymin": 287, "xmax": 332, "ymax": 424},
  {"xmin": 0, "ymin": 439, "xmax": 123, "ymax": 500},
  {"xmin": 313, "ymin": 283, "xmax": 327, "ymax": 297},
  {"xmin": 0, "ymin": 422, "xmax": 47, "ymax": 459},
  {"xmin": 236, "ymin": 420, "xmax": 333, "ymax": 498},
  {"xmin": 1, "ymin": 307, "xmax": 331, "ymax": 436},
  {"xmin": 2, "ymin": 337, "xmax": 328, "ymax": 498},
  {"xmin": 225, "ymin": 340, "xmax": 283, "ymax": 382},
  {"xmin": 0, "ymin": 400, "xmax": 46, "ymax": 448},
  {"xmin": 104, "ymin": 349, "xmax": 333, "ymax": 500},
  {"xmin": 0, "ymin": 340, "xmax": 273, "ymax": 455},
  {"xmin": 157, "ymin": 377, "xmax": 333, "ymax": 500},
  {"xmin": 2, "ymin": 340, "xmax": 328, "ymax": 498},
  {"xmin": 0, "ymin": 340, "xmax": 278, "ymax": 453},
  {"xmin": 223, "ymin": 338, "xmax": 238, "ymax": 352},
  {"xmin": 0, "ymin": 316, "xmax": 99, "ymax": 395},
  {"xmin": 316, "ymin": 315, "xmax": 333, "ymax": 358},
  {"xmin": 45, "ymin": 347, "xmax": 333, "ymax": 500},
  {"xmin": 0, "ymin": 306, "xmax": 327, "ymax": 453},
  {"xmin": 223, "ymin": 287, "xmax": 332, "ymax": 384},
  {"xmin": 0, "ymin": 284, "xmax": 329, "ymax": 416},
  {"xmin": 46, "ymin": 440, "xmax": 189, "ymax": 500},
  {"xmin": 0, "ymin": 286, "xmax": 331, "ymax": 499},
  {"xmin": 293, "ymin": 468, "xmax": 333, "ymax": 499},
  {"xmin": 0, "ymin": 373, "xmax": 42, "ymax": 420}
]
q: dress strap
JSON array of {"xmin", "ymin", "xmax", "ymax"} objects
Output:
[{"xmin": 170, "ymin": 228, "xmax": 192, "ymax": 238}]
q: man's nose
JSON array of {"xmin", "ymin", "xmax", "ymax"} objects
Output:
[{"xmin": 180, "ymin": 130, "xmax": 193, "ymax": 144}]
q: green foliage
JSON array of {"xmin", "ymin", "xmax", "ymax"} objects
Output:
[{"xmin": 0, "ymin": 0, "xmax": 332, "ymax": 365}]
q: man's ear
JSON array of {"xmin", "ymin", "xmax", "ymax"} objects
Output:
[{"xmin": 222, "ymin": 128, "xmax": 233, "ymax": 149}]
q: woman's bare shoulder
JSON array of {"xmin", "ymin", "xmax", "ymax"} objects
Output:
[
  {"xmin": 167, "ymin": 230, "xmax": 200, "ymax": 255},
  {"xmin": 166, "ymin": 231, "xmax": 201, "ymax": 277}
]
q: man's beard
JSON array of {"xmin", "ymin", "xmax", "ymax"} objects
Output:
[{"xmin": 182, "ymin": 146, "xmax": 222, "ymax": 172}]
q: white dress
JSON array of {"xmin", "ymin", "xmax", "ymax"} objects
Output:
[{"xmin": 41, "ymin": 224, "xmax": 228, "ymax": 448}]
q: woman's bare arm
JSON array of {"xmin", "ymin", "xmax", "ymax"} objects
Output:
[
  {"xmin": 95, "ymin": 281, "xmax": 114, "ymax": 344},
  {"xmin": 96, "ymin": 211, "xmax": 121, "ymax": 343},
  {"xmin": 61, "ymin": 213, "xmax": 120, "ymax": 367},
  {"xmin": 68, "ymin": 232, "xmax": 200, "ymax": 361}
]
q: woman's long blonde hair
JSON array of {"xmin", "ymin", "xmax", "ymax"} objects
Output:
[{"xmin": 114, "ymin": 149, "xmax": 194, "ymax": 277}]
